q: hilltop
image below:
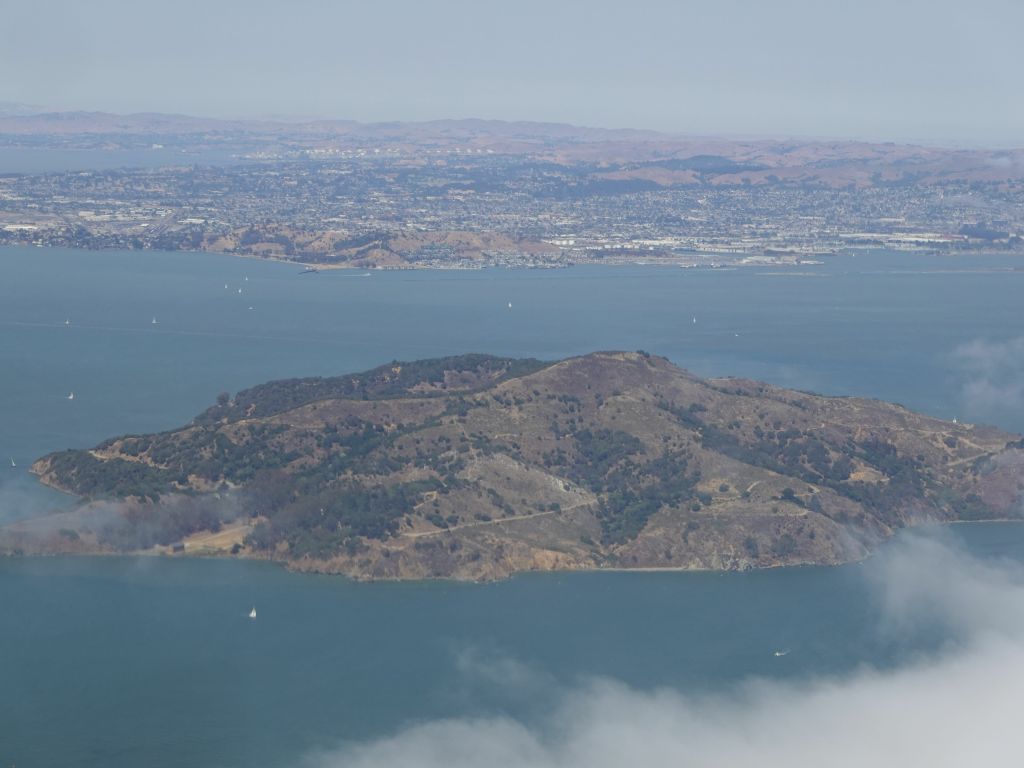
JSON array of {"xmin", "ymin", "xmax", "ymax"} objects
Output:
[{"xmin": 20, "ymin": 352, "xmax": 1024, "ymax": 580}]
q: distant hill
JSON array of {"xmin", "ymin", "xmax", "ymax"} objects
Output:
[
  {"xmin": 2, "ymin": 110, "xmax": 1023, "ymax": 186},
  {"xmin": 0, "ymin": 111, "xmax": 666, "ymax": 143},
  {"xmin": 20, "ymin": 352, "xmax": 1024, "ymax": 580}
]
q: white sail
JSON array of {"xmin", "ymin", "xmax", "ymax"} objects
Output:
[{"xmin": 249, "ymin": 607, "xmax": 257, "ymax": 619}]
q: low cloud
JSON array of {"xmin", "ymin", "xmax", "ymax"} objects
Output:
[
  {"xmin": 304, "ymin": 533, "xmax": 1024, "ymax": 768},
  {"xmin": 0, "ymin": 492, "xmax": 244, "ymax": 553},
  {"xmin": 0, "ymin": 484, "xmax": 62, "ymax": 526},
  {"xmin": 951, "ymin": 336, "xmax": 1024, "ymax": 423},
  {"xmin": 869, "ymin": 529, "xmax": 1024, "ymax": 639},
  {"xmin": 452, "ymin": 647, "xmax": 558, "ymax": 703}
]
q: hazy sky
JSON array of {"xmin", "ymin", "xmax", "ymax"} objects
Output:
[{"xmin": 3, "ymin": 0, "xmax": 1023, "ymax": 143}]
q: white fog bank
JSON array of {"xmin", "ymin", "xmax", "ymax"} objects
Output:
[{"xmin": 304, "ymin": 532, "xmax": 1024, "ymax": 768}]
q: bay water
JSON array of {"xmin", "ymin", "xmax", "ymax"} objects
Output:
[{"xmin": 0, "ymin": 245, "xmax": 1022, "ymax": 765}]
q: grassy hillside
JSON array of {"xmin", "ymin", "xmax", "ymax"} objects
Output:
[{"xmin": 26, "ymin": 352, "xmax": 1024, "ymax": 580}]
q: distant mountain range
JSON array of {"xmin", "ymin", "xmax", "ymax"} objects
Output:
[
  {"xmin": 3, "ymin": 109, "xmax": 1022, "ymax": 186},
  {"xmin": 0, "ymin": 109, "xmax": 665, "ymax": 143}
]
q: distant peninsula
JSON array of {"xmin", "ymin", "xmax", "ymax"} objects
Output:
[{"xmin": 13, "ymin": 352, "xmax": 1024, "ymax": 580}]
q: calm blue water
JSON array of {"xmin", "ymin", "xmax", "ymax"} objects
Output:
[
  {"xmin": 0, "ymin": 246, "xmax": 1023, "ymax": 766},
  {"xmin": 1, "ymin": 523, "xmax": 1021, "ymax": 768},
  {"xmin": 1, "ymin": 246, "xmax": 1021, "ymax": 519},
  {"xmin": 0, "ymin": 146, "xmax": 245, "ymax": 174}
]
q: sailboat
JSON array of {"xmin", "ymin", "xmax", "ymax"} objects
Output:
[
  {"xmin": 9, "ymin": 457, "xmax": 15, "ymax": 468},
  {"xmin": 151, "ymin": 316, "xmax": 158, "ymax": 325},
  {"xmin": 249, "ymin": 606, "xmax": 257, "ymax": 619},
  {"xmin": 67, "ymin": 392, "xmax": 75, "ymax": 401},
  {"xmin": 507, "ymin": 302, "xmax": 513, "ymax": 309},
  {"xmin": 64, "ymin": 318, "xmax": 70, "ymax": 326}
]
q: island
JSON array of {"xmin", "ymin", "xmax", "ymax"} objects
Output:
[{"xmin": 11, "ymin": 352, "xmax": 1024, "ymax": 580}]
